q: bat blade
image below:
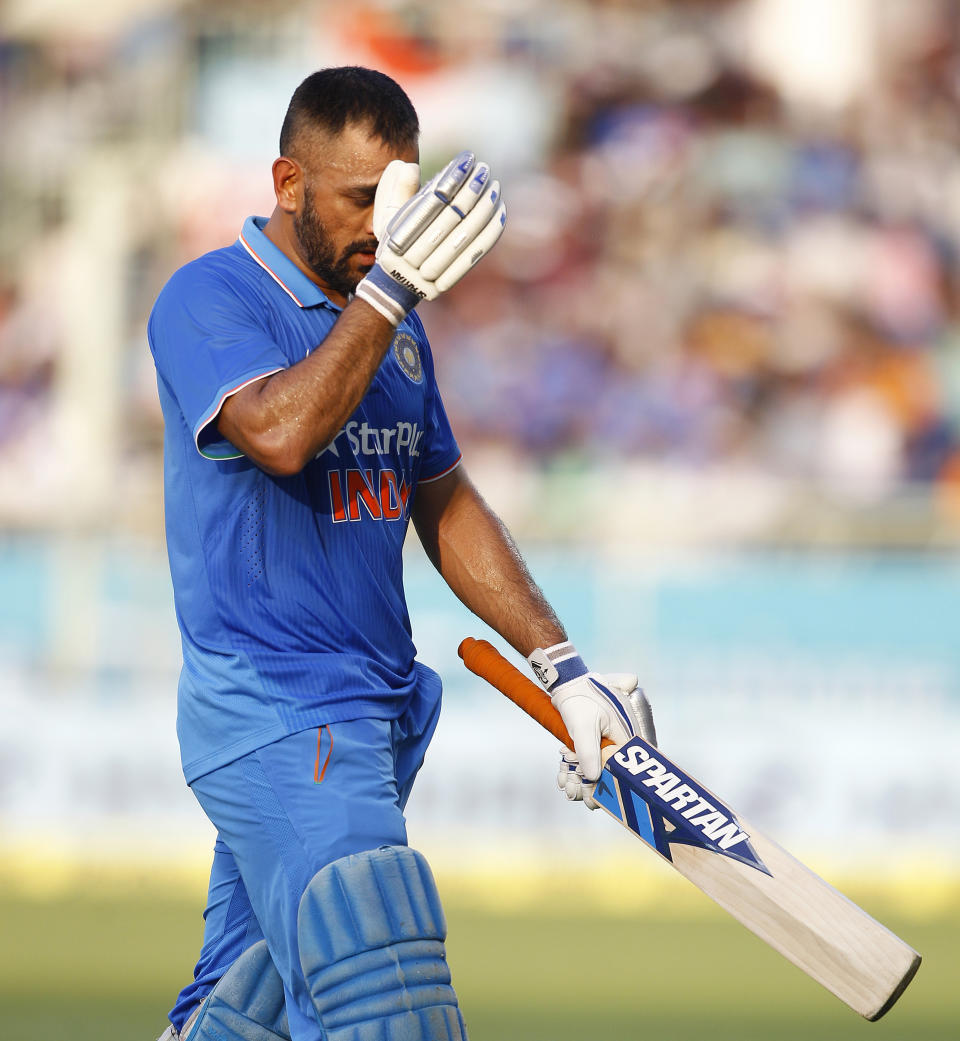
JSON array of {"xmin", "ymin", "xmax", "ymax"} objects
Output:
[{"xmin": 458, "ymin": 637, "xmax": 921, "ymax": 1021}]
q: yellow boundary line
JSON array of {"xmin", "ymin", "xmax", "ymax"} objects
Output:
[{"xmin": 1, "ymin": 843, "xmax": 957, "ymax": 920}]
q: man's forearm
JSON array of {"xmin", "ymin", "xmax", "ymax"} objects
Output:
[
  {"xmin": 413, "ymin": 469, "xmax": 566, "ymax": 656},
  {"xmin": 217, "ymin": 298, "xmax": 395, "ymax": 475}
]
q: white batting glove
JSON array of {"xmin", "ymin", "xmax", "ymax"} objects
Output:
[
  {"xmin": 355, "ymin": 150, "xmax": 507, "ymax": 326},
  {"xmin": 529, "ymin": 642, "xmax": 657, "ymax": 809}
]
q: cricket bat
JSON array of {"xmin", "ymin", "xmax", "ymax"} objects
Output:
[{"xmin": 458, "ymin": 637, "xmax": 921, "ymax": 1021}]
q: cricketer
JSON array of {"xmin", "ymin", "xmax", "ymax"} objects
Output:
[{"xmin": 147, "ymin": 65, "xmax": 655, "ymax": 1041}]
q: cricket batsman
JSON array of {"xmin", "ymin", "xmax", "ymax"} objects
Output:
[{"xmin": 149, "ymin": 65, "xmax": 655, "ymax": 1041}]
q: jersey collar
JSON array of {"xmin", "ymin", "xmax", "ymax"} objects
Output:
[{"xmin": 238, "ymin": 216, "xmax": 341, "ymax": 310}]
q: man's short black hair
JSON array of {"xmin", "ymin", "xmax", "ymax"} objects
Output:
[{"xmin": 279, "ymin": 66, "xmax": 419, "ymax": 157}]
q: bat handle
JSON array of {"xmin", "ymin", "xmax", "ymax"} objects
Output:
[{"xmin": 457, "ymin": 637, "xmax": 614, "ymax": 752}]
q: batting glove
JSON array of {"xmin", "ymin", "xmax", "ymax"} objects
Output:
[
  {"xmin": 355, "ymin": 150, "xmax": 507, "ymax": 326},
  {"xmin": 528, "ymin": 641, "xmax": 656, "ymax": 809}
]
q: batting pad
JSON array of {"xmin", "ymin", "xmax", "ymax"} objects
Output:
[
  {"xmin": 297, "ymin": 845, "xmax": 467, "ymax": 1041},
  {"xmin": 184, "ymin": 939, "xmax": 290, "ymax": 1041}
]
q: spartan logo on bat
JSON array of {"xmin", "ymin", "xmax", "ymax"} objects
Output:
[{"xmin": 602, "ymin": 737, "xmax": 771, "ymax": 875}]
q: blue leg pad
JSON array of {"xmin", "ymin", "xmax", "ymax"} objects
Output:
[
  {"xmin": 185, "ymin": 939, "xmax": 290, "ymax": 1041},
  {"xmin": 298, "ymin": 845, "xmax": 467, "ymax": 1041}
]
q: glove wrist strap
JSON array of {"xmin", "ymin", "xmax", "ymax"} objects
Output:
[
  {"xmin": 355, "ymin": 265, "xmax": 423, "ymax": 326},
  {"xmin": 528, "ymin": 641, "xmax": 587, "ymax": 692}
]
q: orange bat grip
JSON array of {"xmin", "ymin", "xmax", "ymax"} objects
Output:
[{"xmin": 457, "ymin": 637, "xmax": 614, "ymax": 751}]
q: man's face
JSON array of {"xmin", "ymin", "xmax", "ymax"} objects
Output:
[{"xmin": 291, "ymin": 121, "xmax": 418, "ymax": 302}]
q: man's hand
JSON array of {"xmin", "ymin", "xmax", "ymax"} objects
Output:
[
  {"xmin": 355, "ymin": 151, "xmax": 507, "ymax": 325},
  {"xmin": 528, "ymin": 642, "xmax": 656, "ymax": 809},
  {"xmin": 555, "ymin": 672, "xmax": 656, "ymax": 808}
]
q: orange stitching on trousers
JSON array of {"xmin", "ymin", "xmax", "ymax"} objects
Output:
[{"xmin": 314, "ymin": 726, "xmax": 333, "ymax": 783}]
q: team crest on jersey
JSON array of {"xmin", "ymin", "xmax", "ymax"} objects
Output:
[{"xmin": 393, "ymin": 332, "xmax": 423, "ymax": 383}]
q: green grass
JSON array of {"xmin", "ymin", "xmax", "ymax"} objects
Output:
[{"xmin": 0, "ymin": 887, "xmax": 955, "ymax": 1040}]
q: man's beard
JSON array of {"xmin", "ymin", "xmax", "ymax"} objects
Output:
[{"xmin": 294, "ymin": 184, "xmax": 377, "ymax": 299}]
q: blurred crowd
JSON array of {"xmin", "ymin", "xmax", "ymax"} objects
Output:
[
  {"xmin": 3, "ymin": 0, "xmax": 960, "ymax": 534},
  {"xmin": 425, "ymin": 0, "xmax": 960, "ymax": 514}
]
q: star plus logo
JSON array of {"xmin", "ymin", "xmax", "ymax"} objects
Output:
[{"xmin": 319, "ymin": 420, "xmax": 423, "ymax": 460}]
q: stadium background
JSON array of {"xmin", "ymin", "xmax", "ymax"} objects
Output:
[{"xmin": 0, "ymin": 0, "xmax": 957, "ymax": 1037}]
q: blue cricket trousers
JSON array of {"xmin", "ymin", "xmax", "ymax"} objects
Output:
[{"xmin": 169, "ymin": 683, "xmax": 442, "ymax": 1040}]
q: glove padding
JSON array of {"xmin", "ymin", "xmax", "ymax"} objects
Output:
[
  {"xmin": 355, "ymin": 150, "xmax": 507, "ymax": 326},
  {"xmin": 554, "ymin": 672, "xmax": 657, "ymax": 810}
]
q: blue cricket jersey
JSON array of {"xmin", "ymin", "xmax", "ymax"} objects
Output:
[{"xmin": 148, "ymin": 216, "xmax": 461, "ymax": 782}]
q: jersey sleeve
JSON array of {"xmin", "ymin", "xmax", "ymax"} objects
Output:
[
  {"xmin": 407, "ymin": 312, "xmax": 461, "ymax": 483},
  {"xmin": 148, "ymin": 262, "xmax": 289, "ymax": 460}
]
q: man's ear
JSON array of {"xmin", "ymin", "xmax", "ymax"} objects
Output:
[{"xmin": 272, "ymin": 157, "xmax": 302, "ymax": 214}]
